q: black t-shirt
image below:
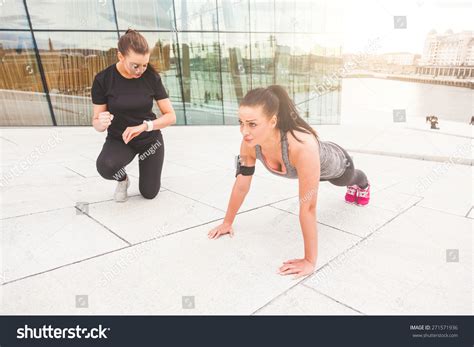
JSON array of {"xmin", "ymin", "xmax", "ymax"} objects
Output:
[{"xmin": 91, "ymin": 63, "xmax": 168, "ymax": 146}]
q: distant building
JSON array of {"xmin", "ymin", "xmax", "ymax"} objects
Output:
[
  {"xmin": 382, "ymin": 52, "xmax": 418, "ymax": 66},
  {"xmin": 344, "ymin": 52, "xmax": 420, "ymax": 74},
  {"xmin": 416, "ymin": 30, "xmax": 473, "ymax": 78},
  {"xmin": 421, "ymin": 30, "xmax": 474, "ymax": 66}
]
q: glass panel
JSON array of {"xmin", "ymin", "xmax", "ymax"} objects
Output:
[
  {"xmin": 325, "ymin": 0, "xmax": 344, "ymax": 33},
  {"xmin": 274, "ymin": 0, "xmax": 295, "ymax": 32},
  {"xmin": 115, "ymin": 0, "xmax": 174, "ymax": 31},
  {"xmin": 0, "ymin": 0, "xmax": 344, "ymax": 127},
  {"xmin": 217, "ymin": 0, "xmax": 249, "ymax": 32},
  {"xmin": 272, "ymin": 33, "xmax": 293, "ymax": 91},
  {"xmin": 219, "ymin": 32, "xmax": 251, "ymax": 124},
  {"xmin": 293, "ymin": 0, "xmax": 326, "ymax": 33},
  {"xmin": 34, "ymin": 31, "xmax": 118, "ymax": 125},
  {"xmin": 119, "ymin": 31, "xmax": 185, "ymax": 125},
  {"xmin": 274, "ymin": 0, "xmax": 337, "ymax": 34},
  {"xmin": 250, "ymin": 33, "xmax": 276, "ymax": 88},
  {"xmin": 0, "ymin": 0, "xmax": 28, "ymax": 29},
  {"xmin": 174, "ymin": 0, "xmax": 217, "ymax": 32},
  {"xmin": 27, "ymin": 0, "xmax": 116, "ymax": 30},
  {"xmin": 0, "ymin": 31, "xmax": 52, "ymax": 125},
  {"xmin": 283, "ymin": 33, "xmax": 343, "ymax": 124},
  {"xmin": 249, "ymin": 0, "xmax": 274, "ymax": 33},
  {"xmin": 178, "ymin": 32, "xmax": 223, "ymax": 125}
]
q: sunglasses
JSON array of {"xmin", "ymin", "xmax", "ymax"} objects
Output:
[{"xmin": 127, "ymin": 61, "xmax": 148, "ymax": 75}]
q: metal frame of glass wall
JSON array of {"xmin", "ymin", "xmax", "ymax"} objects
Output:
[{"xmin": 0, "ymin": 0, "xmax": 343, "ymax": 126}]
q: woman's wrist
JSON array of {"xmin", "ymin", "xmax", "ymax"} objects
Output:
[{"xmin": 304, "ymin": 256, "xmax": 317, "ymax": 266}]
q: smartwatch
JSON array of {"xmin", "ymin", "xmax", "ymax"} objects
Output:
[{"xmin": 143, "ymin": 120, "xmax": 153, "ymax": 132}]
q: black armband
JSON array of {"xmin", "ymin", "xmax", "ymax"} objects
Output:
[
  {"xmin": 236, "ymin": 165, "xmax": 255, "ymax": 177},
  {"xmin": 235, "ymin": 155, "xmax": 255, "ymax": 177}
]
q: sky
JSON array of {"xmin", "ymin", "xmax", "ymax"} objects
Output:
[{"xmin": 341, "ymin": 0, "xmax": 473, "ymax": 54}]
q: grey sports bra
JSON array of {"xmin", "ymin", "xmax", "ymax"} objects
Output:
[
  {"xmin": 255, "ymin": 130, "xmax": 349, "ymax": 180},
  {"xmin": 255, "ymin": 130, "xmax": 298, "ymax": 178}
]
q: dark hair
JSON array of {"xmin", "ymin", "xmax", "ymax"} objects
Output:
[
  {"xmin": 118, "ymin": 28, "xmax": 158, "ymax": 75},
  {"xmin": 240, "ymin": 85, "xmax": 318, "ymax": 142}
]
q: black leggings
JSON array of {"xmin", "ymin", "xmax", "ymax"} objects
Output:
[
  {"xmin": 96, "ymin": 132, "xmax": 164, "ymax": 199},
  {"xmin": 326, "ymin": 146, "xmax": 368, "ymax": 188}
]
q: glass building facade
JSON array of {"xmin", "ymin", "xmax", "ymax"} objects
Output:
[{"xmin": 0, "ymin": 0, "xmax": 343, "ymax": 126}]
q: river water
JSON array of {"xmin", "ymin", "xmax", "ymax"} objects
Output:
[{"xmin": 340, "ymin": 78, "xmax": 473, "ymax": 125}]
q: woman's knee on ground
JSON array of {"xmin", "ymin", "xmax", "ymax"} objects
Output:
[{"xmin": 139, "ymin": 182, "xmax": 161, "ymax": 199}]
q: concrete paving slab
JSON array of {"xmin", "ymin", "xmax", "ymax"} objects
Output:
[
  {"xmin": 86, "ymin": 190, "xmax": 225, "ymax": 244},
  {"xmin": 1, "ymin": 208, "xmax": 127, "ymax": 283},
  {"xmin": 162, "ymin": 168, "xmax": 298, "ymax": 212},
  {"xmin": 255, "ymin": 284, "xmax": 362, "ymax": 315},
  {"xmin": 0, "ymin": 207, "xmax": 359, "ymax": 315},
  {"xmin": 272, "ymin": 188, "xmax": 399, "ymax": 238},
  {"xmin": 304, "ymin": 206, "xmax": 472, "ymax": 315}
]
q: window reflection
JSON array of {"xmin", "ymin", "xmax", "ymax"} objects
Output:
[
  {"xmin": 35, "ymin": 32, "xmax": 118, "ymax": 125},
  {"xmin": 0, "ymin": 0, "xmax": 28, "ymax": 29},
  {"xmin": 0, "ymin": 0, "xmax": 344, "ymax": 126},
  {"xmin": 175, "ymin": 0, "xmax": 217, "ymax": 31},
  {"xmin": 250, "ymin": 33, "xmax": 276, "ymax": 88},
  {"xmin": 219, "ymin": 33, "xmax": 251, "ymax": 124},
  {"xmin": 288, "ymin": 33, "xmax": 343, "ymax": 124},
  {"xmin": 115, "ymin": 0, "xmax": 174, "ymax": 30},
  {"xmin": 178, "ymin": 32, "xmax": 223, "ymax": 124},
  {"xmin": 27, "ymin": 0, "xmax": 116, "ymax": 30},
  {"xmin": 217, "ymin": 0, "xmax": 249, "ymax": 32},
  {"xmin": 275, "ymin": 0, "xmax": 326, "ymax": 34},
  {"xmin": 0, "ymin": 32, "xmax": 52, "ymax": 125},
  {"xmin": 249, "ymin": 0, "xmax": 274, "ymax": 32}
]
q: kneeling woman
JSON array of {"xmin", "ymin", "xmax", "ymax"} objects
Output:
[
  {"xmin": 91, "ymin": 29, "xmax": 176, "ymax": 201},
  {"xmin": 208, "ymin": 86, "xmax": 370, "ymax": 278}
]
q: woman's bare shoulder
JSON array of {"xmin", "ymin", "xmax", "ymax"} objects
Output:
[
  {"xmin": 286, "ymin": 129, "xmax": 319, "ymax": 154},
  {"xmin": 240, "ymin": 138, "xmax": 257, "ymax": 160}
]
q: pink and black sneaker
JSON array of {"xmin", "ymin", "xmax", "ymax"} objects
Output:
[
  {"xmin": 356, "ymin": 183, "xmax": 370, "ymax": 206},
  {"xmin": 345, "ymin": 185, "xmax": 358, "ymax": 204}
]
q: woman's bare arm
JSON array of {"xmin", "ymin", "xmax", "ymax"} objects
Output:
[
  {"xmin": 278, "ymin": 134, "xmax": 320, "ymax": 277},
  {"xmin": 208, "ymin": 141, "xmax": 256, "ymax": 239},
  {"xmin": 150, "ymin": 98, "xmax": 176, "ymax": 129},
  {"xmin": 92, "ymin": 104, "xmax": 108, "ymax": 132}
]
